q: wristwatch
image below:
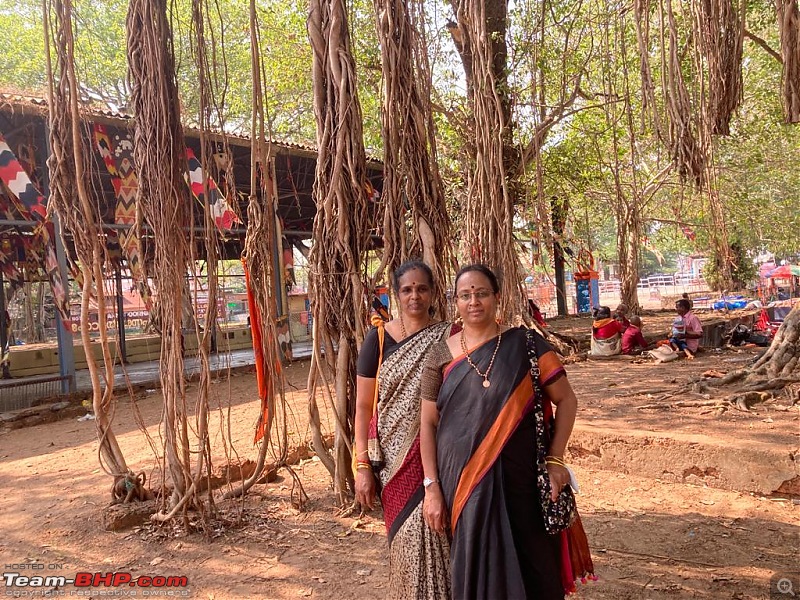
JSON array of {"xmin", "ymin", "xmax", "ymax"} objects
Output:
[{"xmin": 423, "ymin": 477, "xmax": 439, "ymax": 489}]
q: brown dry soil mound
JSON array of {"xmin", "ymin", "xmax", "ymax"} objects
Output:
[{"xmin": 1, "ymin": 338, "xmax": 798, "ymax": 599}]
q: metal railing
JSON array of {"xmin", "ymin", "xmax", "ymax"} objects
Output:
[{"xmin": 0, "ymin": 374, "xmax": 71, "ymax": 412}]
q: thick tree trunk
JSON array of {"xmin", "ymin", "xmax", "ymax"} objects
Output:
[
  {"xmin": 22, "ymin": 282, "xmax": 35, "ymax": 342},
  {"xmin": 752, "ymin": 303, "xmax": 800, "ymax": 378},
  {"xmin": 617, "ymin": 208, "xmax": 642, "ymax": 313}
]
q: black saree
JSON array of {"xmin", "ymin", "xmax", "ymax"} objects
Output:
[{"xmin": 436, "ymin": 327, "xmax": 564, "ymax": 600}]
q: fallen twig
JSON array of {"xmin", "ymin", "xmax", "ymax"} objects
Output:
[
  {"xmin": 637, "ymin": 399, "xmax": 724, "ymax": 410},
  {"xmin": 603, "ymin": 547, "xmax": 726, "ymax": 568}
]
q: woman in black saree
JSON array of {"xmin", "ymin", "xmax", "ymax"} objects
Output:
[{"xmin": 420, "ymin": 264, "xmax": 593, "ymax": 599}]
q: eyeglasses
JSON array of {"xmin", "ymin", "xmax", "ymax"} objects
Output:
[{"xmin": 456, "ymin": 290, "xmax": 494, "ymax": 302}]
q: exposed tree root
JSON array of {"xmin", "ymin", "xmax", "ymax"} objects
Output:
[{"xmin": 111, "ymin": 471, "xmax": 153, "ymax": 504}]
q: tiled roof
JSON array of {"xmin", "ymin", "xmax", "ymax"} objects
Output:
[{"xmin": 0, "ymin": 91, "xmax": 382, "ymax": 163}]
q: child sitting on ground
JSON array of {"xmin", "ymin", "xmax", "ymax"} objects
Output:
[
  {"xmin": 622, "ymin": 315, "xmax": 649, "ymax": 355},
  {"xmin": 669, "ymin": 299, "xmax": 703, "ymax": 359},
  {"xmin": 614, "ymin": 303, "xmax": 631, "ymax": 331},
  {"xmin": 671, "ymin": 315, "xmax": 685, "ymax": 340}
]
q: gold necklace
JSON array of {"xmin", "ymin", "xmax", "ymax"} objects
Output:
[
  {"xmin": 460, "ymin": 325, "xmax": 502, "ymax": 388},
  {"xmin": 399, "ymin": 312, "xmax": 430, "ymax": 339}
]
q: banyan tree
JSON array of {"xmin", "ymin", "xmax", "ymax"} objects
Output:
[
  {"xmin": 42, "ymin": 0, "xmax": 290, "ymax": 522},
  {"xmin": 372, "ymin": 0, "xmax": 454, "ymax": 316},
  {"xmin": 447, "ymin": 0, "xmax": 591, "ymax": 322},
  {"xmin": 306, "ymin": 0, "xmax": 372, "ymax": 503}
]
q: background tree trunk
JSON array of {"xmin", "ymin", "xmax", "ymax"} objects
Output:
[
  {"xmin": 752, "ymin": 303, "xmax": 799, "ymax": 378},
  {"xmin": 776, "ymin": 0, "xmax": 800, "ymax": 123},
  {"xmin": 618, "ymin": 208, "xmax": 642, "ymax": 312}
]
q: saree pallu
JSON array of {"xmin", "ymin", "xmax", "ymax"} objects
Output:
[
  {"xmin": 374, "ymin": 321, "xmax": 451, "ymax": 599},
  {"xmin": 437, "ymin": 327, "xmax": 570, "ymax": 599}
]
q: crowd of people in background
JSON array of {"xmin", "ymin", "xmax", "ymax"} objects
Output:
[{"xmin": 589, "ymin": 293, "xmax": 703, "ymax": 360}]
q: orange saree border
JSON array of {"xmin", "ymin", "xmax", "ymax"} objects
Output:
[
  {"xmin": 537, "ymin": 350, "xmax": 564, "ymax": 385},
  {"xmin": 449, "ymin": 374, "xmax": 534, "ymax": 532}
]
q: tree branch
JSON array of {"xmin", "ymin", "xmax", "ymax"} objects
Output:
[
  {"xmin": 744, "ymin": 29, "xmax": 783, "ymax": 64},
  {"xmin": 645, "ymin": 217, "xmax": 707, "ymax": 228},
  {"xmin": 517, "ymin": 76, "xmax": 582, "ymax": 172},
  {"xmin": 641, "ymin": 163, "xmax": 673, "ymax": 199}
]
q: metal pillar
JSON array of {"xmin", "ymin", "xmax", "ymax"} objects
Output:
[
  {"xmin": 40, "ymin": 123, "xmax": 76, "ymax": 393},
  {"xmin": 268, "ymin": 157, "xmax": 286, "ymax": 318},
  {"xmin": 52, "ymin": 216, "xmax": 76, "ymax": 392},
  {"xmin": 554, "ymin": 242, "xmax": 568, "ymax": 317},
  {"xmin": 115, "ymin": 267, "xmax": 127, "ymax": 363}
]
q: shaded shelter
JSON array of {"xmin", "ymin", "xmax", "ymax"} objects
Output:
[{"xmin": 0, "ymin": 93, "xmax": 383, "ymax": 388}]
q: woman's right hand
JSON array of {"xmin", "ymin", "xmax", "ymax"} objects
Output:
[
  {"xmin": 355, "ymin": 469, "xmax": 377, "ymax": 510},
  {"xmin": 423, "ymin": 486, "xmax": 448, "ymax": 534}
]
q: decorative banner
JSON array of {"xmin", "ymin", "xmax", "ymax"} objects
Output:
[
  {"xmin": 186, "ymin": 147, "xmax": 240, "ymax": 232},
  {"xmin": 22, "ymin": 236, "xmax": 41, "ymax": 276},
  {"xmin": 0, "ymin": 238, "xmax": 24, "ymax": 291},
  {"xmin": 0, "ymin": 132, "xmax": 69, "ymax": 321},
  {"xmin": 0, "ymin": 134, "xmax": 47, "ymax": 219},
  {"xmin": 92, "ymin": 123, "xmax": 150, "ymax": 307}
]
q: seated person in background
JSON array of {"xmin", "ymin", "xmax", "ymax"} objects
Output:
[
  {"xmin": 669, "ymin": 299, "xmax": 702, "ymax": 359},
  {"xmin": 527, "ymin": 298, "xmax": 547, "ymax": 328},
  {"xmin": 622, "ymin": 315, "xmax": 649, "ymax": 355},
  {"xmin": 590, "ymin": 305, "xmax": 623, "ymax": 356},
  {"xmin": 614, "ymin": 303, "xmax": 631, "ymax": 330}
]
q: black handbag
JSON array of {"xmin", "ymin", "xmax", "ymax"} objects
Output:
[{"xmin": 525, "ymin": 328, "xmax": 578, "ymax": 535}]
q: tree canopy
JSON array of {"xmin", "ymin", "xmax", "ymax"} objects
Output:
[{"xmin": 1, "ymin": 0, "xmax": 797, "ymax": 288}]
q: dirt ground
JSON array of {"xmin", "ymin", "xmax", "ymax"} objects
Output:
[{"xmin": 1, "ymin": 333, "xmax": 798, "ymax": 599}]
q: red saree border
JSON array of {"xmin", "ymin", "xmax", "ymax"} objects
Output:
[
  {"xmin": 449, "ymin": 374, "xmax": 534, "ymax": 532},
  {"xmin": 381, "ymin": 435, "xmax": 424, "ymax": 534}
]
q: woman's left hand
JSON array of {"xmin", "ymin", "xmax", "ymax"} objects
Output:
[{"xmin": 546, "ymin": 463, "xmax": 570, "ymax": 502}]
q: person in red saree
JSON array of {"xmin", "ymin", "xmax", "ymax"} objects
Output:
[
  {"xmin": 420, "ymin": 264, "xmax": 593, "ymax": 599},
  {"xmin": 590, "ymin": 305, "xmax": 623, "ymax": 356},
  {"xmin": 355, "ymin": 260, "xmax": 451, "ymax": 598}
]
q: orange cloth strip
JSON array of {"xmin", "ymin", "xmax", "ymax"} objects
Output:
[
  {"xmin": 243, "ymin": 258, "xmax": 271, "ymax": 444},
  {"xmin": 450, "ymin": 374, "xmax": 534, "ymax": 532}
]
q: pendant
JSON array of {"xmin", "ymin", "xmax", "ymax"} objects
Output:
[{"xmin": 483, "ymin": 380, "xmax": 491, "ymax": 388}]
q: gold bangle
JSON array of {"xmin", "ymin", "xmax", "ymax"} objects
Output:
[{"xmin": 356, "ymin": 464, "xmax": 372, "ymax": 471}]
